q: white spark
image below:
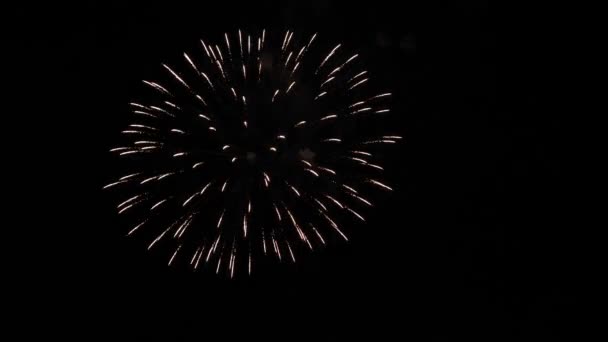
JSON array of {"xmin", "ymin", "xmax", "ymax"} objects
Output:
[
  {"xmin": 287, "ymin": 184, "xmax": 301, "ymax": 197},
  {"xmin": 129, "ymin": 102, "xmax": 147, "ymax": 109},
  {"xmin": 215, "ymin": 45, "xmax": 224, "ymax": 62},
  {"xmin": 281, "ymin": 30, "xmax": 290, "ymax": 51},
  {"xmin": 349, "ymin": 157, "xmax": 368, "ymax": 164},
  {"xmin": 312, "ymin": 226, "xmax": 326, "ymax": 245},
  {"xmin": 320, "ymin": 76, "xmax": 335, "ymax": 88},
  {"xmin": 201, "ymin": 39, "xmax": 211, "ymax": 57},
  {"xmin": 242, "ymin": 215, "xmax": 248, "ymax": 237},
  {"xmin": 183, "ymin": 53, "xmax": 199, "ymax": 74},
  {"xmin": 286, "ymin": 31, "xmax": 294, "ymax": 49},
  {"xmin": 150, "ymin": 199, "xmax": 167, "ymax": 210},
  {"xmin": 327, "ymin": 66, "xmax": 341, "ymax": 77},
  {"xmin": 158, "ymin": 172, "xmax": 174, "ymax": 180},
  {"xmin": 175, "ymin": 218, "xmax": 192, "ymax": 238},
  {"xmin": 349, "ymin": 101, "xmax": 366, "ymax": 108},
  {"xmin": 192, "ymin": 162, "xmax": 205, "ymax": 169},
  {"xmin": 168, "ymin": 245, "xmax": 182, "ymax": 266},
  {"xmin": 369, "ymin": 93, "xmax": 392, "ymax": 100},
  {"xmin": 368, "ymin": 179, "xmax": 393, "ymax": 191},
  {"xmin": 148, "ymin": 226, "xmax": 171, "ymax": 250},
  {"xmin": 290, "ymin": 62, "xmax": 300, "ymax": 77},
  {"xmin": 200, "ymin": 72, "xmax": 214, "ymax": 90},
  {"xmin": 287, "ymin": 242, "xmax": 296, "ymax": 263},
  {"xmin": 194, "ymin": 246, "xmax": 205, "ymax": 269},
  {"xmin": 324, "ymin": 194, "xmax": 344, "ymax": 209},
  {"xmin": 367, "ymin": 163, "xmax": 384, "ymax": 170},
  {"xmin": 173, "ymin": 152, "xmax": 186, "ymax": 157},
  {"xmin": 294, "ymin": 121, "xmax": 306, "ymax": 128},
  {"xmin": 217, "ymin": 210, "xmax": 225, "ymax": 228},
  {"xmin": 273, "ymin": 204, "xmax": 282, "ymax": 221},
  {"xmin": 315, "ymin": 92, "xmax": 327, "ymax": 100},
  {"xmin": 191, "ymin": 247, "xmax": 201, "ymax": 265},
  {"xmin": 132, "ymin": 111, "xmax": 156, "ymax": 118},
  {"xmin": 130, "ymin": 124, "xmax": 158, "ymax": 131},
  {"xmin": 122, "ymin": 130, "xmax": 147, "ymax": 134},
  {"xmin": 164, "ymin": 101, "xmax": 179, "ymax": 109},
  {"xmin": 286, "ymin": 81, "xmax": 295, "ymax": 94},
  {"xmin": 140, "ymin": 175, "xmax": 157, "ymax": 184},
  {"xmin": 103, "ymin": 180, "xmax": 127, "ymax": 189},
  {"xmin": 238, "ymin": 29, "xmax": 243, "ymax": 58},
  {"xmin": 347, "ymin": 207, "xmax": 366, "ymax": 221},
  {"xmin": 348, "ymin": 71, "xmax": 368, "ymax": 83},
  {"xmin": 196, "ymin": 95, "xmax": 207, "ymax": 106},
  {"xmin": 320, "ymin": 114, "xmax": 337, "ymax": 121},
  {"xmin": 183, "ymin": 192, "xmax": 198, "ymax": 207},
  {"xmin": 340, "ymin": 54, "xmax": 359, "ymax": 68},
  {"xmin": 350, "ymin": 107, "xmax": 372, "ymax": 115},
  {"xmin": 362, "ymin": 139, "xmax": 396, "ymax": 144},
  {"xmin": 318, "ymin": 167, "xmax": 336, "ymax": 175},
  {"xmin": 199, "ymin": 182, "xmax": 212, "ymax": 195},
  {"xmin": 341, "ymin": 184, "xmax": 358, "ymax": 194},
  {"xmin": 322, "ymin": 212, "xmax": 348, "ymax": 241},
  {"xmin": 127, "ymin": 220, "xmax": 147, "ymax": 236},
  {"xmin": 351, "ymin": 150, "xmax": 372, "ymax": 156},
  {"xmin": 295, "ymin": 46, "xmax": 306, "ymax": 61},
  {"xmin": 305, "ymin": 168, "xmax": 319, "ymax": 177},
  {"xmin": 224, "ymin": 33, "xmax": 231, "ymax": 54},
  {"xmin": 317, "ymin": 44, "xmax": 341, "ymax": 72},
  {"xmin": 284, "ymin": 51, "xmax": 293, "ymax": 66},
  {"xmin": 162, "ymin": 64, "xmax": 190, "ymax": 89},
  {"xmin": 118, "ymin": 195, "xmax": 141, "ymax": 209},
  {"xmin": 273, "ymin": 236, "xmax": 281, "ymax": 261},
  {"xmin": 314, "ymin": 198, "xmax": 328, "ymax": 211},
  {"xmin": 348, "ymin": 78, "xmax": 368, "ymax": 90},
  {"xmin": 307, "ymin": 32, "xmax": 317, "ymax": 49}
]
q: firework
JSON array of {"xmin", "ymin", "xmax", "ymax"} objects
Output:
[{"xmin": 105, "ymin": 29, "xmax": 400, "ymax": 277}]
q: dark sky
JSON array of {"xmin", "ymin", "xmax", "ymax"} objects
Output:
[{"xmin": 19, "ymin": 1, "xmax": 574, "ymax": 340}]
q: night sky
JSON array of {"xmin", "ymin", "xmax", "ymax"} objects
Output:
[{"xmin": 20, "ymin": 1, "xmax": 574, "ymax": 340}]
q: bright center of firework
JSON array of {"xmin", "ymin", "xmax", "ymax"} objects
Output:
[
  {"xmin": 246, "ymin": 152, "xmax": 256, "ymax": 163},
  {"xmin": 298, "ymin": 148, "xmax": 316, "ymax": 162}
]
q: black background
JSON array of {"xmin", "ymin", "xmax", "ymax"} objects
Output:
[{"xmin": 19, "ymin": 1, "xmax": 573, "ymax": 340}]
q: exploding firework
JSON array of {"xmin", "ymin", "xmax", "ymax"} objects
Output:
[{"xmin": 105, "ymin": 29, "xmax": 400, "ymax": 277}]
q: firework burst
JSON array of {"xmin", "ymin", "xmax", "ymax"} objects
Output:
[{"xmin": 105, "ymin": 29, "xmax": 400, "ymax": 277}]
